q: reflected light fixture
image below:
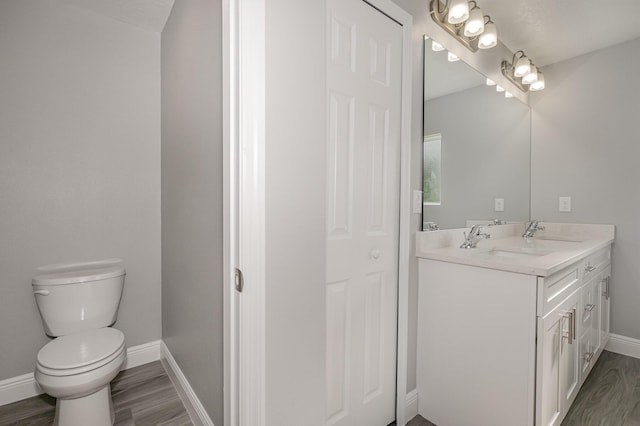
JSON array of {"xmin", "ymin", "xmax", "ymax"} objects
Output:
[
  {"xmin": 502, "ymin": 50, "xmax": 545, "ymax": 92},
  {"xmin": 430, "ymin": 0, "xmax": 497, "ymax": 52},
  {"xmin": 432, "ymin": 40, "xmax": 445, "ymax": 51},
  {"xmin": 495, "ymin": 85, "xmax": 505, "ymax": 92},
  {"xmin": 486, "ymin": 78, "xmax": 496, "ymax": 86},
  {"xmin": 447, "ymin": 51, "xmax": 460, "ymax": 62},
  {"xmin": 505, "ymin": 91, "xmax": 514, "ymax": 98}
]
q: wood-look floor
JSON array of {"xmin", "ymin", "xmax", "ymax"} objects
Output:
[
  {"xmin": 562, "ymin": 350, "xmax": 640, "ymax": 426},
  {"xmin": 409, "ymin": 350, "xmax": 640, "ymax": 426},
  {"xmin": 0, "ymin": 361, "xmax": 192, "ymax": 426},
  {"xmin": 3, "ymin": 350, "xmax": 639, "ymax": 426}
]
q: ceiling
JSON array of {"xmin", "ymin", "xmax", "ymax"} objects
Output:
[
  {"xmin": 54, "ymin": 0, "xmax": 174, "ymax": 33},
  {"xmin": 479, "ymin": 0, "xmax": 640, "ymax": 66}
]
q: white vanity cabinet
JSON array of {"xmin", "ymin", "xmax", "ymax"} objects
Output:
[
  {"xmin": 417, "ymin": 242, "xmax": 612, "ymax": 426},
  {"xmin": 535, "ymin": 265, "xmax": 582, "ymax": 426}
]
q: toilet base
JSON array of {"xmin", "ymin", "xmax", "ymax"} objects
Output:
[{"xmin": 53, "ymin": 384, "xmax": 114, "ymax": 426}]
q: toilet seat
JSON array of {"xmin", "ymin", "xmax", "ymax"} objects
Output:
[{"xmin": 37, "ymin": 328, "xmax": 125, "ymax": 377}]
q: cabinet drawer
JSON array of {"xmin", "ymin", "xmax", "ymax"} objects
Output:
[
  {"xmin": 538, "ymin": 265, "xmax": 581, "ymax": 317},
  {"xmin": 582, "ymin": 247, "xmax": 611, "ymax": 282}
]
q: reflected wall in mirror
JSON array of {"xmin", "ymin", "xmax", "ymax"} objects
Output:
[{"xmin": 422, "ymin": 36, "xmax": 531, "ymax": 230}]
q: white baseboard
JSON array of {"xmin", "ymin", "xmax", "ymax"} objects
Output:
[
  {"xmin": 122, "ymin": 339, "xmax": 162, "ymax": 369},
  {"xmin": 405, "ymin": 389, "xmax": 419, "ymax": 424},
  {"xmin": 0, "ymin": 339, "xmax": 162, "ymax": 407},
  {"xmin": 160, "ymin": 341, "xmax": 214, "ymax": 426},
  {"xmin": 606, "ymin": 333, "xmax": 640, "ymax": 359},
  {"xmin": 0, "ymin": 373, "xmax": 43, "ymax": 407}
]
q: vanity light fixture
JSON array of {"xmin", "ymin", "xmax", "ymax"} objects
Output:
[
  {"xmin": 521, "ymin": 67, "xmax": 538, "ymax": 85},
  {"xmin": 502, "ymin": 50, "xmax": 545, "ymax": 92},
  {"xmin": 486, "ymin": 78, "xmax": 496, "ymax": 86},
  {"xmin": 495, "ymin": 84, "xmax": 505, "ymax": 92},
  {"xmin": 513, "ymin": 51, "xmax": 531, "ymax": 77},
  {"xmin": 447, "ymin": 0, "xmax": 470, "ymax": 24},
  {"xmin": 505, "ymin": 91, "xmax": 514, "ymax": 98},
  {"xmin": 529, "ymin": 70, "xmax": 545, "ymax": 91},
  {"xmin": 430, "ymin": 0, "xmax": 497, "ymax": 52},
  {"xmin": 477, "ymin": 17, "xmax": 497, "ymax": 49},
  {"xmin": 463, "ymin": 4, "xmax": 484, "ymax": 37},
  {"xmin": 447, "ymin": 51, "xmax": 460, "ymax": 62}
]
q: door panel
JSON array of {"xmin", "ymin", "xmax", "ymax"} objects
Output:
[{"xmin": 326, "ymin": 0, "xmax": 403, "ymax": 425}]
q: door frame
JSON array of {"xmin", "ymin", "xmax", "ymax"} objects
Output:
[{"xmin": 225, "ymin": 0, "xmax": 412, "ymax": 425}]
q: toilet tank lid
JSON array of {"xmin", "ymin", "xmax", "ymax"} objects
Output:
[{"xmin": 32, "ymin": 266, "xmax": 125, "ymax": 286}]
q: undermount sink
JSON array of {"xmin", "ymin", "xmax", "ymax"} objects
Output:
[
  {"xmin": 475, "ymin": 248, "xmax": 550, "ymax": 260},
  {"xmin": 533, "ymin": 235, "xmax": 584, "ymax": 243}
]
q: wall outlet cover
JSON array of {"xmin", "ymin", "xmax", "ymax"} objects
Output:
[
  {"xmin": 559, "ymin": 196, "xmax": 572, "ymax": 212},
  {"xmin": 494, "ymin": 198, "xmax": 505, "ymax": 212}
]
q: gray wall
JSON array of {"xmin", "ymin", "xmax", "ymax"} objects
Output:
[
  {"xmin": 160, "ymin": 0, "xmax": 224, "ymax": 424},
  {"xmin": 265, "ymin": 0, "xmax": 326, "ymax": 424},
  {"xmin": 530, "ymin": 37, "xmax": 640, "ymax": 341},
  {"xmin": 0, "ymin": 0, "xmax": 161, "ymax": 380},
  {"xmin": 424, "ymin": 85, "xmax": 531, "ymax": 229}
]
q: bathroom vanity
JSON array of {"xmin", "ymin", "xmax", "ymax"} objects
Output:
[{"xmin": 415, "ymin": 223, "xmax": 614, "ymax": 426}]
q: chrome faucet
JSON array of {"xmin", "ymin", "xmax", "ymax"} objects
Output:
[
  {"xmin": 460, "ymin": 224, "xmax": 491, "ymax": 249},
  {"xmin": 523, "ymin": 220, "xmax": 545, "ymax": 238},
  {"xmin": 424, "ymin": 222, "xmax": 440, "ymax": 231},
  {"xmin": 489, "ymin": 219, "xmax": 507, "ymax": 226}
]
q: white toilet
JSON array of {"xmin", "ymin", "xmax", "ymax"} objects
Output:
[{"xmin": 32, "ymin": 263, "xmax": 127, "ymax": 426}]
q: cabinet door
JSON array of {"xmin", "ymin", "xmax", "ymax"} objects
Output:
[
  {"xmin": 600, "ymin": 267, "xmax": 611, "ymax": 349},
  {"xmin": 560, "ymin": 290, "xmax": 581, "ymax": 416},
  {"xmin": 536, "ymin": 289, "xmax": 580, "ymax": 426}
]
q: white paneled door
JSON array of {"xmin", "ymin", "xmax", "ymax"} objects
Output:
[{"xmin": 325, "ymin": 1, "xmax": 402, "ymax": 425}]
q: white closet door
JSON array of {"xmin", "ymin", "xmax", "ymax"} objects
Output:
[{"xmin": 325, "ymin": 1, "xmax": 403, "ymax": 425}]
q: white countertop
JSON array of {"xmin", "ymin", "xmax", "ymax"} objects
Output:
[{"xmin": 416, "ymin": 223, "xmax": 615, "ymax": 276}]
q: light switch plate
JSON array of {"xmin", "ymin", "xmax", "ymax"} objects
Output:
[
  {"xmin": 413, "ymin": 190, "xmax": 423, "ymax": 214},
  {"xmin": 494, "ymin": 198, "xmax": 504, "ymax": 212},
  {"xmin": 559, "ymin": 196, "xmax": 571, "ymax": 212}
]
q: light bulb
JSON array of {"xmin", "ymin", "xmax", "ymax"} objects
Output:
[
  {"xmin": 522, "ymin": 68, "xmax": 538, "ymax": 85},
  {"xmin": 463, "ymin": 7, "xmax": 485, "ymax": 37},
  {"xmin": 505, "ymin": 91, "xmax": 514, "ymax": 98},
  {"xmin": 447, "ymin": 0, "xmax": 470, "ymax": 24},
  {"xmin": 530, "ymin": 73, "xmax": 545, "ymax": 91},
  {"xmin": 496, "ymin": 85, "xmax": 505, "ymax": 92},
  {"xmin": 432, "ymin": 40, "xmax": 445, "ymax": 52},
  {"xmin": 478, "ymin": 21, "xmax": 497, "ymax": 49},
  {"xmin": 486, "ymin": 78, "xmax": 496, "ymax": 86},
  {"xmin": 447, "ymin": 51, "xmax": 460, "ymax": 62},
  {"xmin": 514, "ymin": 56, "xmax": 531, "ymax": 77}
]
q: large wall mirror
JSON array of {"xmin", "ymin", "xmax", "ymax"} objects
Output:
[{"xmin": 422, "ymin": 36, "xmax": 531, "ymax": 230}]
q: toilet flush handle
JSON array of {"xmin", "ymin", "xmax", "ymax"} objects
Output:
[{"xmin": 33, "ymin": 290, "xmax": 50, "ymax": 296}]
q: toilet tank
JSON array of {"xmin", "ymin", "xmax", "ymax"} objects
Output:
[{"xmin": 32, "ymin": 266, "xmax": 126, "ymax": 337}]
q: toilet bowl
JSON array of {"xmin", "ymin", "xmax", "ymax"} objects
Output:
[
  {"xmin": 35, "ymin": 328, "xmax": 126, "ymax": 426},
  {"xmin": 32, "ymin": 262, "xmax": 126, "ymax": 426}
]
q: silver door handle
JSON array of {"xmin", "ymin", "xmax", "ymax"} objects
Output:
[
  {"xmin": 33, "ymin": 290, "xmax": 50, "ymax": 296},
  {"xmin": 563, "ymin": 308, "xmax": 576, "ymax": 345},
  {"xmin": 585, "ymin": 265, "xmax": 597, "ymax": 272},
  {"xmin": 585, "ymin": 304, "xmax": 595, "ymax": 312}
]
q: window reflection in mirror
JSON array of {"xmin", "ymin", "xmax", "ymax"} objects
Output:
[{"xmin": 422, "ymin": 36, "xmax": 531, "ymax": 231}]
